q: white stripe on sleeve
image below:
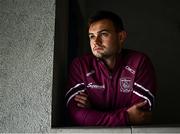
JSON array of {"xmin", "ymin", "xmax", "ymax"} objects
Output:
[
  {"xmin": 133, "ymin": 90, "xmax": 152, "ymax": 111},
  {"xmin": 65, "ymin": 83, "xmax": 85, "ymax": 97},
  {"xmin": 134, "ymin": 82, "xmax": 154, "ymax": 99},
  {"xmin": 66, "ymin": 89, "xmax": 85, "ymax": 107}
]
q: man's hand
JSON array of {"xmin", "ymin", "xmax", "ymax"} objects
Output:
[
  {"xmin": 127, "ymin": 100, "xmax": 152, "ymax": 125},
  {"xmin": 74, "ymin": 92, "xmax": 91, "ymax": 108}
]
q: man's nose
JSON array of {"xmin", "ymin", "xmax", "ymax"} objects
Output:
[{"xmin": 94, "ymin": 36, "xmax": 102, "ymax": 45}]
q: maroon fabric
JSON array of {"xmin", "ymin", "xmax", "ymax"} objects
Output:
[{"xmin": 65, "ymin": 49, "xmax": 157, "ymax": 126}]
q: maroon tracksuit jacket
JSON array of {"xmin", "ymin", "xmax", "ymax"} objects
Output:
[{"xmin": 65, "ymin": 49, "xmax": 157, "ymax": 126}]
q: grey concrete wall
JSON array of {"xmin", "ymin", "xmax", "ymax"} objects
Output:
[{"xmin": 0, "ymin": 0, "xmax": 55, "ymax": 132}]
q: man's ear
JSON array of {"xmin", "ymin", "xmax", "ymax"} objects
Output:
[{"xmin": 118, "ymin": 31, "xmax": 127, "ymax": 47}]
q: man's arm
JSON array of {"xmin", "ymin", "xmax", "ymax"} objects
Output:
[
  {"xmin": 73, "ymin": 92, "xmax": 152, "ymax": 125},
  {"xmin": 127, "ymin": 101, "xmax": 152, "ymax": 125},
  {"xmin": 66, "ymin": 55, "xmax": 157, "ymax": 126},
  {"xmin": 67, "ymin": 95, "xmax": 129, "ymax": 126},
  {"xmin": 127, "ymin": 54, "xmax": 157, "ymax": 124},
  {"xmin": 66, "ymin": 58, "xmax": 129, "ymax": 126}
]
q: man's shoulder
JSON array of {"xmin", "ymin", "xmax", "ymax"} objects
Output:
[
  {"xmin": 121, "ymin": 49, "xmax": 151, "ymax": 67},
  {"xmin": 122, "ymin": 48, "xmax": 146, "ymax": 56},
  {"xmin": 122, "ymin": 49, "xmax": 149, "ymax": 61},
  {"xmin": 71, "ymin": 53, "xmax": 95, "ymax": 64}
]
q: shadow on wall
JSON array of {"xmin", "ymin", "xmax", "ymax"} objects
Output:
[{"xmin": 52, "ymin": 0, "xmax": 88, "ymax": 127}]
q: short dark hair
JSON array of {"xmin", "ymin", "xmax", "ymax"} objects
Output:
[{"xmin": 88, "ymin": 10, "xmax": 124, "ymax": 32}]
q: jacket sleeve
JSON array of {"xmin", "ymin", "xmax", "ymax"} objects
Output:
[
  {"xmin": 65, "ymin": 58, "xmax": 129, "ymax": 126},
  {"xmin": 131, "ymin": 55, "xmax": 157, "ymax": 111}
]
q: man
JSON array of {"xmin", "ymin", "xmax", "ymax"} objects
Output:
[{"xmin": 65, "ymin": 10, "xmax": 157, "ymax": 126}]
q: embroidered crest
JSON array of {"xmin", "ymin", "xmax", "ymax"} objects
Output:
[{"xmin": 120, "ymin": 77, "xmax": 133, "ymax": 93}]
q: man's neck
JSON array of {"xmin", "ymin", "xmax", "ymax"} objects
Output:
[{"xmin": 103, "ymin": 55, "xmax": 117, "ymax": 71}]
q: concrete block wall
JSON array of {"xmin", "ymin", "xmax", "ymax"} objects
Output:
[{"xmin": 0, "ymin": 0, "xmax": 55, "ymax": 132}]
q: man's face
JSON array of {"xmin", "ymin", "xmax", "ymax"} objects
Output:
[{"xmin": 88, "ymin": 19, "xmax": 121, "ymax": 59}]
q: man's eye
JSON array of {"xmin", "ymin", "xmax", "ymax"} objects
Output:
[
  {"xmin": 89, "ymin": 35, "xmax": 95, "ymax": 40},
  {"xmin": 100, "ymin": 32, "xmax": 109, "ymax": 37}
]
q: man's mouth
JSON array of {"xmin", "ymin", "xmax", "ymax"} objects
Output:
[{"xmin": 93, "ymin": 47, "xmax": 104, "ymax": 51}]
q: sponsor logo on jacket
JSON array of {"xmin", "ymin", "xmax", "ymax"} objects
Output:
[
  {"xmin": 125, "ymin": 66, "xmax": 135, "ymax": 74},
  {"xmin": 87, "ymin": 82, "xmax": 105, "ymax": 89}
]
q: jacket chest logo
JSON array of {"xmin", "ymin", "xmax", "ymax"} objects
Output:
[
  {"xmin": 120, "ymin": 77, "xmax": 133, "ymax": 93},
  {"xmin": 87, "ymin": 82, "xmax": 105, "ymax": 89}
]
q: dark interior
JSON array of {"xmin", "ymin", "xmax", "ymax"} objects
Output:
[{"xmin": 52, "ymin": 0, "xmax": 180, "ymax": 127}]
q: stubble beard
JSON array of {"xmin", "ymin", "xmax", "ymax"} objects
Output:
[
  {"xmin": 92, "ymin": 51, "xmax": 104, "ymax": 58},
  {"xmin": 92, "ymin": 46, "xmax": 121, "ymax": 59},
  {"xmin": 92, "ymin": 42, "xmax": 121, "ymax": 59},
  {"xmin": 92, "ymin": 49, "xmax": 114, "ymax": 59}
]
